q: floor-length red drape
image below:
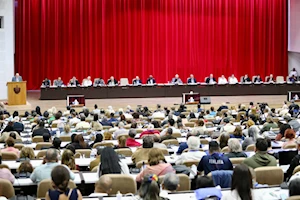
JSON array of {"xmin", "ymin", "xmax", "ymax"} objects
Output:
[{"xmin": 15, "ymin": 0, "xmax": 287, "ymax": 90}]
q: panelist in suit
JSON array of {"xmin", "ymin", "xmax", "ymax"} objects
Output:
[
  {"xmin": 82, "ymin": 76, "xmax": 93, "ymax": 87},
  {"xmin": 94, "ymin": 77, "xmax": 105, "ymax": 86},
  {"xmin": 12, "ymin": 73, "xmax": 23, "ymax": 82},
  {"xmin": 42, "ymin": 78, "xmax": 51, "ymax": 87},
  {"xmin": 289, "ymin": 75, "xmax": 297, "ymax": 83},
  {"xmin": 187, "ymin": 74, "xmax": 197, "ymax": 84},
  {"xmin": 171, "ymin": 74, "xmax": 183, "ymax": 84},
  {"xmin": 54, "ymin": 77, "xmax": 64, "ymax": 87},
  {"xmin": 242, "ymin": 74, "xmax": 251, "ymax": 83},
  {"xmin": 69, "ymin": 76, "xmax": 80, "ymax": 86},
  {"xmin": 146, "ymin": 75, "xmax": 156, "ymax": 85},
  {"xmin": 205, "ymin": 74, "xmax": 216, "ymax": 84},
  {"xmin": 266, "ymin": 74, "xmax": 275, "ymax": 83},
  {"xmin": 254, "ymin": 75, "xmax": 262, "ymax": 83},
  {"xmin": 107, "ymin": 76, "xmax": 118, "ymax": 86},
  {"xmin": 228, "ymin": 74, "xmax": 238, "ymax": 84},
  {"xmin": 133, "ymin": 76, "xmax": 142, "ymax": 85},
  {"xmin": 218, "ymin": 75, "xmax": 228, "ymax": 84}
]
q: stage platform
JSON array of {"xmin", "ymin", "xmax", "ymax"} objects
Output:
[{"xmin": 40, "ymin": 83, "xmax": 296, "ymax": 100}]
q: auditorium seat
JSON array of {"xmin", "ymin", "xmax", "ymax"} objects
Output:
[
  {"xmin": 287, "ymin": 196, "xmax": 300, "ymax": 200},
  {"xmin": 229, "ymin": 158, "xmax": 246, "ymax": 165},
  {"xmin": 102, "ymin": 174, "xmax": 137, "ymax": 194},
  {"xmin": 162, "ymin": 139, "xmax": 179, "ymax": 146},
  {"xmin": 245, "ymin": 144, "xmax": 255, "ymax": 152},
  {"xmin": 276, "ymin": 76, "xmax": 285, "ymax": 83},
  {"xmin": 32, "ymin": 136, "xmax": 44, "ymax": 143},
  {"xmin": 221, "ymin": 146, "xmax": 229, "ymax": 153},
  {"xmin": 36, "ymin": 150, "xmax": 47, "ymax": 159},
  {"xmin": 93, "ymin": 142, "xmax": 114, "ymax": 148},
  {"xmin": 14, "ymin": 143, "xmax": 24, "ymax": 150},
  {"xmin": 117, "ymin": 134, "xmax": 129, "ymax": 140},
  {"xmin": 35, "ymin": 142, "xmax": 52, "ymax": 150},
  {"xmin": 172, "ymin": 132, "xmax": 182, "ymax": 138},
  {"xmin": 254, "ymin": 167, "xmax": 283, "ymax": 185},
  {"xmin": 37, "ymin": 179, "xmax": 77, "ymax": 198},
  {"xmin": 183, "ymin": 160, "xmax": 200, "ymax": 168},
  {"xmin": 159, "ymin": 174, "xmax": 190, "ymax": 191},
  {"xmin": 136, "ymin": 160, "xmax": 148, "ymax": 169},
  {"xmin": 120, "ymin": 78, "xmax": 129, "ymax": 86},
  {"xmin": 115, "ymin": 148, "xmax": 133, "ymax": 157},
  {"xmin": 76, "ymin": 149, "xmax": 91, "ymax": 158},
  {"xmin": 189, "ymin": 118, "xmax": 198, "ymax": 123},
  {"xmin": 91, "ymin": 166, "xmax": 98, "ymax": 172},
  {"xmin": 0, "ymin": 179, "xmax": 15, "ymax": 198},
  {"xmin": 185, "ymin": 122, "xmax": 195, "ymax": 128},
  {"xmin": 74, "ymin": 152, "xmax": 81, "ymax": 158},
  {"xmin": 59, "ymin": 135, "xmax": 71, "ymax": 142},
  {"xmin": 0, "ymin": 164, "xmax": 10, "ymax": 170},
  {"xmin": 2, "ymin": 152, "xmax": 18, "ymax": 160},
  {"xmin": 283, "ymin": 143, "xmax": 297, "ymax": 149},
  {"xmin": 200, "ymin": 139, "xmax": 209, "ymax": 145}
]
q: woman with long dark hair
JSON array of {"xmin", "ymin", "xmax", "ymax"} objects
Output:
[
  {"xmin": 97, "ymin": 147, "xmax": 129, "ymax": 177},
  {"xmin": 73, "ymin": 134, "xmax": 90, "ymax": 149},
  {"xmin": 46, "ymin": 165, "xmax": 82, "ymax": 200},
  {"xmin": 221, "ymin": 164, "xmax": 252, "ymax": 200}
]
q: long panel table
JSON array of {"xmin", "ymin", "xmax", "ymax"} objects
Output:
[{"xmin": 40, "ymin": 83, "xmax": 299, "ymax": 100}]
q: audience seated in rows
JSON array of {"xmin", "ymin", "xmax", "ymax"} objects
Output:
[
  {"xmin": 75, "ymin": 115, "xmax": 91, "ymax": 130},
  {"xmin": 32, "ymin": 120, "xmax": 51, "ymax": 138},
  {"xmin": 113, "ymin": 122, "xmax": 128, "ymax": 139},
  {"xmin": 242, "ymin": 125, "xmax": 261, "ymax": 151},
  {"xmin": 243, "ymin": 138, "xmax": 276, "ymax": 169},
  {"xmin": 90, "ymin": 134, "xmax": 103, "ymax": 148},
  {"xmin": 160, "ymin": 128, "xmax": 176, "ymax": 142},
  {"xmin": 282, "ymin": 128, "xmax": 296, "ymax": 149},
  {"xmin": 1, "ymin": 137, "xmax": 20, "ymax": 157},
  {"xmin": 19, "ymin": 146, "xmax": 35, "ymax": 159}
]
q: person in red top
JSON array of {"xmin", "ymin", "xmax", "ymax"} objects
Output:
[
  {"xmin": 139, "ymin": 124, "xmax": 160, "ymax": 138},
  {"xmin": 126, "ymin": 129, "xmax": 141, "ymax": 147}
]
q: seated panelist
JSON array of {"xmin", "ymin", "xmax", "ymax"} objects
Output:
[
  {"xmin": 254, "ymin": 75, "xmax": 262, "ymax": 83},
  {"xmin": 171, "ymin": 74, "xmax": 183, "ymax": 84},
  {"xmin": 146, "ymin": 75, "xmax": 156, "ymax": 85},
  {"xmin": 94, "ymin": 77, "xmax": 105, "ymax": 86},
  {"xmin": 266, "ymin": 74, "xmax": 275, "ymax": 83},
  {"xmin": 242, "ymin": 74, "xmax": 251, "ymax": 83},
  {"xmin": 205, "ymin": 74, "xmax": 216, "ymax": 84},
  {"xmin": 218, "ymin": 75, "xmax": 228, "ymax": 84},
  {"xmin": 187, "ymin": 74, "xmax": 197, "ymax": 84},
  {"xmin": 54, "ymin": 77, "xmax": 64, "ymax": 87},
  {"xmin": 42, "ymin": 78, "xmax": 51, "ymax": 87},
  {"xmin": 133, "ymin": 76, "xmax": 142, "ymax": 85},
  {"xmin": 107, "ymin": 76, "xmax": 118, "ymax": 86},
  {"xmin": 69, "ymin": 76, "xmax": 80, "ymax": 86},
  {"xmin": 82, "ymin": 76, "xmax": 93, "ymax": 87},
  {"xmin": 228, "ymin": 74, "xmax": 238, "ymax": 84}
]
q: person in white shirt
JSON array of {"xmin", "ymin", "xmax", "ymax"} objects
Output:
[
  {"xmin": 188, "ymin": 97, "xmax": 195, "ymax": 102},
  {"xmin": 69, "ymin": 112, "xmax": 81, "ymax": 126},
  {"xmin": 113, "ymin": 122, "xmax": 128, "ymax": 139},
  {"xmin": 218, "ymin": 75, "xmax": 228, "ymax": 84},
  {"xmin": 289, "ymin": 68, "xmax": 298, "ymax": 78},
  {"xmin": 175, "ymin": 136, "xmax": 206, "ymax": 165},
  {"xmin": 221, "ymin": 164, "xmax": 253, "ymax": 200},
  {"xmin": 72, "ymin": 99, "xmax": 79, "ymax": 105},
  {"xmin": 75, "ymin": 115, "xmax": 91, "ymax": 130},
  {"xmin": 220, "ymin": 118, "xmax": 236, "ymax": 133},
  {"xmin": 228, "ymin": 74, "xmax": 238, "ymax": 84},
  {"xmin": 93, "ymin": 104, "xmax": 101, "ymax": 115},
  {"xmin": 83, "ymin": 76, "xmax": 93, "ymax": 87}
]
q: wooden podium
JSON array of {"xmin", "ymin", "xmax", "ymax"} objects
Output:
[{"xmin": 7, "ymin": 81, "xmax": 27, "ymax": 105}]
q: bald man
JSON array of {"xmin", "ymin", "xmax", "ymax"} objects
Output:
[
  {"xmin": 12, "ymin": 73, "xmax": 23, "ymax": 82},
  {"xmin": 94, "ymin": 176, "xmax": 113, "ymax": 194},
  {"xmin": 171, "ymin": 74, "xmax": 183, "ymax": 84}
]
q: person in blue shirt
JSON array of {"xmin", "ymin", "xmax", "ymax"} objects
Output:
[
  {"xmin": 197, "ymin": 141, "xmax": 233, "ymax": 175},
  {"xmin": 209, "ymin": 107, "xmax": 217, "ymax": 116}
]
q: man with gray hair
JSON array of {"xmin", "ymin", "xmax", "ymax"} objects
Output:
[
  {"xmin": 30, "ymin": 148, "xmax": 75, "ymax": 183},
  {"xmin": 161, "ymin": 173, "xmax": 180, "ymax": 198},
  {"xmin": 113, "ymin": 122, "xmax": 128, "ymax": 139},
  {"xmin": 224, "ymin": 138, "xmax": 247, "ymax": 158},
  {"xmin": 126, "ymin": 129, "xmax": 141, "ymax": 147},
  {"xmin": 175, "ymin": 136, "xmax": 206, "ymax": 165}
]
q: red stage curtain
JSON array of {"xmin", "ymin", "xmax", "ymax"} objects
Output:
[{"xmin": 15, "ymin": 0, "xmax": 287, "ymax": 90}]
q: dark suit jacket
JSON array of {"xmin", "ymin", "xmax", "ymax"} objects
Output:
[
  {"xmin": 107, "ymin": 79, "xmax": 118, "ymax": 85},
  {"xmin": 254, "ymin": 77, "xmax": 262, "ymax": 82},
  {"xmin": 187, "ymin": 78, "xmax": 197, "ymax": 83},
  {"xmin": 42, "ymin": 80, "xmax": 50, "ymax": 87},
  {"xmin": 70, "ymin": 80, "xmax": 80, "ymax": 86},
  {"xmin": 146, "ymin": 78, "xmax": 156, "ymax": 84},
  {"xmin": 243, "ymin": 77, "xmax": 251, "ymax": 83},
  {"xmin": 32, "ymin": 127, "xmax": 51, "ymax": 138},
  {"xmin": 133, "ymin": 79, "xmax": 142, "ymax": 85},
  {"xmin": 205, "ymin": 78, "xmax": 216, "ymax": 84},
  {"xmin": 217, "ymin": 105, "xmax": 228, "ymax": 112}
]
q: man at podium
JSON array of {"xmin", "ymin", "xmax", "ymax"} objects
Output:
[{"xmin": 12, "ymin": 73, "xmax": 23, "ymax": 82}]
